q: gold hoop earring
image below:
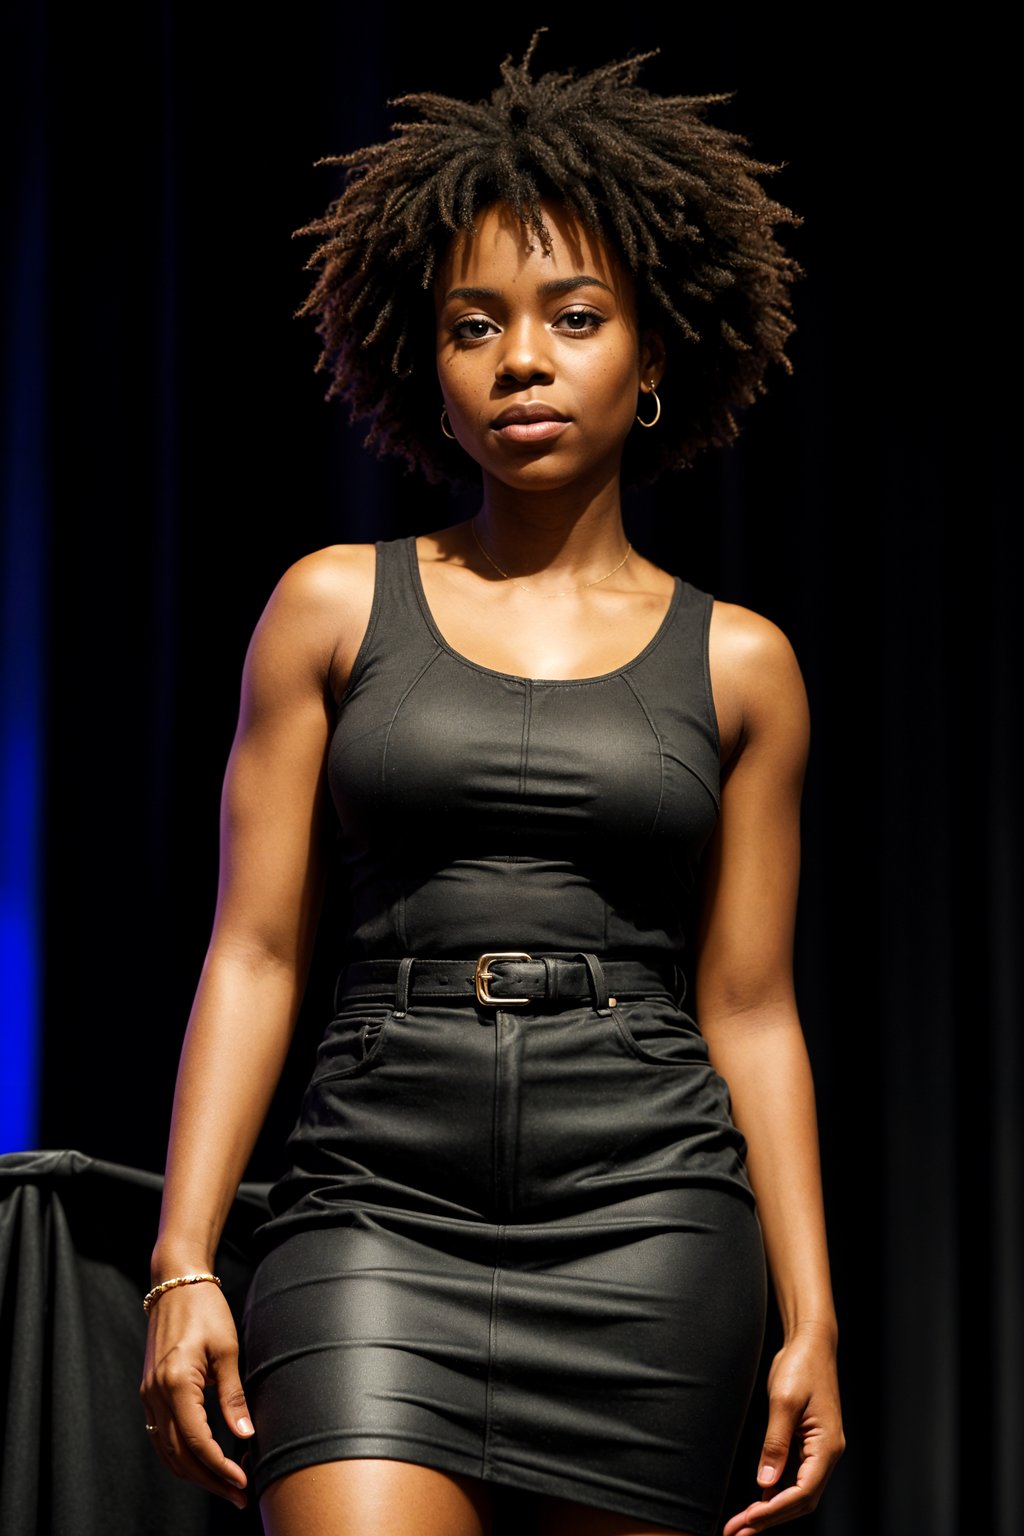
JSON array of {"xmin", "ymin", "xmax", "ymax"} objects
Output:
[
  {"xmin": 440, "ymin": 407, "xmax": 457, "ymax": 441},
  {"xmin": 636, "ymin": 383, "xmax": 661, "ymax": 429}
]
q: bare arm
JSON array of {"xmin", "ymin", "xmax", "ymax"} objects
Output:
[
  {"xmin": 698, "ymin": 606, "xmax": 844, "ymax": 1536},
  {"xmin": 139, "ymin": 545, "xmax": 374, "ymax": 1507}
]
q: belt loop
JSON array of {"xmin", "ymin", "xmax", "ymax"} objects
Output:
[
  {"xmin": 394, "ymin": 957, "xmax": 414, "ymax": 1018},
  {"xmin": 333, "ymin": 966, "xmax": 345, "ymax": 1013},
  {"xmin": 542, "ymin": 956, "xmax": 560, "ymax": 1003},
  {"xmin": 577, "ymin": 952, "xmax": 611, "ymax": 1016}
]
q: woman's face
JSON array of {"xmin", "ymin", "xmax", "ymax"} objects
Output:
[{"xmin": 434, "ymin": 200, "xmax": 663, "ymax": 494}]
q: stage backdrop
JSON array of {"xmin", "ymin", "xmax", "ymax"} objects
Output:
[{"xmin": 1, "ymin": 7, "xmax": 1019, "ymax": 1536}]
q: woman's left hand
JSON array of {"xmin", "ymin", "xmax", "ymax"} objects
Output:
[{"xmin": 722, "ymin": 1321, "xmax": 844, "ymax": 1536}]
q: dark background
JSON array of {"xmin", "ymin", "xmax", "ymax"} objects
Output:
[{"xmin": 2, "ymin": 6, "xmax": 1019, "ymax": 1535}]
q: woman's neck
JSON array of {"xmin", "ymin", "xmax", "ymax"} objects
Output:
[{"xmin": 475, "ymin": 468, "xmax": 629, "ymax": 583}]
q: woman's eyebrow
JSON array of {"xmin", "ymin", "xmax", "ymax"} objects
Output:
[
  {"xmin": 442, "ymin": 276, "xmax": 615, "ymax": 304},
  {"xmin": 538, "ymin": 276, "xmax": 614, "ymax": 297},
  {"xmin": 443, "ymin": 286, "xmax": 500, "ymax": 303}
]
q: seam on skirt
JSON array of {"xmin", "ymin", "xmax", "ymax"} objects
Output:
[{"xmin": 482, "ymin": 1222, "xmax": 505, "ymax": 1478}]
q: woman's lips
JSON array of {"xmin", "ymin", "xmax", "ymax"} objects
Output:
[
  {"xmin": 496, "ymin": 419, "xmax": 569, "ymax": 443},
  {"xmin": 490, "ymin": 405, "xmax": 569, "ymax": 444}
]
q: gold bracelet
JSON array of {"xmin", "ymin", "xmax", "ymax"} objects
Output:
[{"xmin": 143, "ymin": 1272, "xmax": 223, "ymax": 1314}]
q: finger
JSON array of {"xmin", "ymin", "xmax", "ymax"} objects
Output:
[
  {"xmin": 721, "ymin": 1482, "xmax": 811, "ymax": 1536},
  {"xmin": 145, "ymin": 1395, "xmax": 246, "ymax": 1501},
  {"xmin": 213, "ymin": 1354, "xmax": 255, "ymax": 1440},
  {"xmin": 722, "ymin": 1441, "xmax": 842, "ymax": 1536},
  {"xmin": 161, "ymin": 1411, "xmax": 249, "ymax": 1509},
  {"xmin": 155, "ymin": 1372, "xmax": 250, "ymax": 1506},
  {"xmin": 141, "ymin": 1413, "xmax": 173, "ymax": 1474},
  {"xmin": 141, "ymin": 1411, "xmax": 182, "ymax": 1483},
  {"xmin": 140, "ymin": 1387, "xmax": 184, "ymax": 1478},
  {"xmin": 756, "ymin": 1407, "xmax": 799, "ymax": 1493},
  {"xmin": 163, "ymin": 1423, "xmax": 250, "ymax": 1508}
]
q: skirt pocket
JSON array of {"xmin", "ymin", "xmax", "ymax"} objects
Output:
[
  {"xmin": 308, "ymin": 1002, "xmax": 394, "ymax": 1084},
  {"xmin": 611, "ymin": 997, "xmax": 707, "ymax": 1068}
]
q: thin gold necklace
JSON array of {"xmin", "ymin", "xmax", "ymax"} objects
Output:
[{"xmin": 470, "ymin": 517, "xmax": 632, "ymax": 599}]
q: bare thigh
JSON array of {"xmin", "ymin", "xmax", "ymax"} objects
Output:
[
  {"xmin": 260, "ymin": 1460, "xmax": 695, "ymax": 1536},
  {"xmin": 260, "ymin": 1459, "xmax": 492, "ymax": 1536}
]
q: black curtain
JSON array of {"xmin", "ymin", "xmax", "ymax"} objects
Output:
[{"xmin": 2, "ymin": 7, "xmax": 1019, "ymax": 1534}]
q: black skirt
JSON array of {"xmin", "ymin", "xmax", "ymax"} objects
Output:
[{"xmin": 242, "ymin": 959, "xmax": 766, "ymax": 1536}]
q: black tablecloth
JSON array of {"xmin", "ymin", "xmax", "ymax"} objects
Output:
[{"xmin": 0, "ymin": 1149, "xmax": 270, "ymax": 1536}]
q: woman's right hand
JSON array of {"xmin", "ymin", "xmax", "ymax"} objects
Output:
[{"xmin": 139, "ymin": 1281, "xmax": 255, "ymax": 1509}]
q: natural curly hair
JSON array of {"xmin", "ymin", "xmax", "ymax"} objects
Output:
[{"xmin": 295, "ymin": 33, "xmax": 801, "ymax": 484}]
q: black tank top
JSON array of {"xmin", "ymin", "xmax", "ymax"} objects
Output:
[{"xmin": 328, "ymin": 536, "xmax": 721, "ymax": 964}]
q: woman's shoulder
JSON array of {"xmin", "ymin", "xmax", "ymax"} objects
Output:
[
  {"xmin": 269, "ymin": 542, "xmax": 378, "ymax": 608},
  {"xmin": 246, "ymin": 544, "xmax": 379, "ymax": 692},
  {"xmin": 257, "ymin": 543, "xmax": 378, "ymax": 636},
  {"xmin": 707, "ymin": 599, "xmax": 808, "ymax": 765},
  {"xmin": 708, "ymin": 598, "xmax": 801, "ymax": 673}
]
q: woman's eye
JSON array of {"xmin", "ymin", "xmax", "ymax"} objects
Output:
[
  {"xmin": 555, "ymin": 307, "xmax": 603, "ymax": 335},
  {"xmin": 451, "ymin": 317, "xmax": 497, "ymax": 341}
]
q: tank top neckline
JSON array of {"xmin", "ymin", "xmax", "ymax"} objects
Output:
[{"xmin": 402, "ymin": 536, "xmax": 684, "ymax": 688}]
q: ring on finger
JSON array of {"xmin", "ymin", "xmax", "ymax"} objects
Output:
[{"xmin": 145, "ymin": 1423, "xmax": 159, "ymax": 1434}]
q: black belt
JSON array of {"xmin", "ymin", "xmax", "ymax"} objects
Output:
[{"xmin": 338, "ymin": 952, "xmax": 680, "ymax": 1012}]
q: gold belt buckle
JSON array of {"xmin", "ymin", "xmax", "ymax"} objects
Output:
[{"xmin": 475, "ymin": 951, "xmax": 533, "ymax": 1006}]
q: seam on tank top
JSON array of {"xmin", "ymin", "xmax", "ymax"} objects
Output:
[
  {"xmin": 701, "ymin": 590, "xmax": 723, "ymax": 757},
  {"xmin": 520, "ymin": 684, "xmax": 532, "ymax": 798},
  {"xmin": 335, "ymin": 541, "xmax": 387, "ymax": 710},
  {"xmin": 673, "ymin": 757, "xmax": 720, "ymax": 811},
  {"xmin": 620, "ymin": 673, "xmax": 666, "ymax": 838},
  {"xmin": 378, "ymin": 646, "xmax": 443, "ymax": 951},
  {"xmin": 379, "ymin": 647, "xmax": 445, "ymax": 795},
  {"xmin": 508, "ymin": 682, "xmax": 532, "ymax": 862}
]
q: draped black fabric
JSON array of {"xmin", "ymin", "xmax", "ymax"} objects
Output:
[
  {"xmin": 0, "ymin": 1151, "xmax": 269, "ymax": 1536},
  {"xmin": 1, "ymin": 9, "xmax": 1019, "ymax": 1535}
]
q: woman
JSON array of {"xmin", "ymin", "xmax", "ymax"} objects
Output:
[{"xmin": 140, "ymin": 39, "xmax": 844, "ymax": 1536}]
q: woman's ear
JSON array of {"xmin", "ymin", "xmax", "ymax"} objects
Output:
[{"xmin": 639, "ymin": 329, "xmax": 666, "ymax": 389}]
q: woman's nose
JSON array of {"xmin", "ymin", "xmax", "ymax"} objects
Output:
[{"xmin": 495, "ymin": 321, "xmax": 554, "ymax": 385}]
